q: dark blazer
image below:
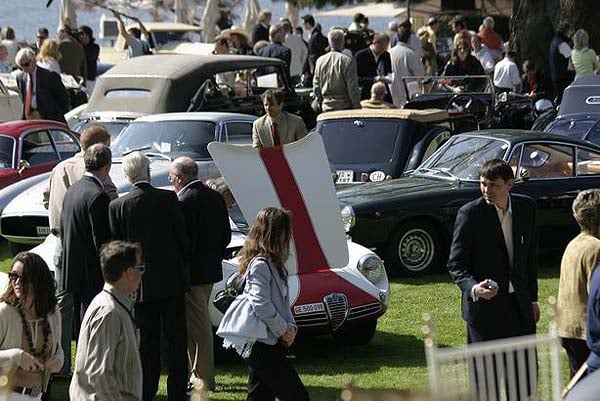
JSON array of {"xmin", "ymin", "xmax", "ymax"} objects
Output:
[
  {"xmin": 109, "ymin": 182, "xmax": 189, "ymax": 301},
  {"xmin": 252, "ymin": 23, "xmax": 270, "ymax": 45},
  {"xmin": 258, "ymin": 42, "xmax": 292, "ymax": 78},
  {"xmin": 354, "ymin": 48, "xmax": 392, "ymax": 99},
  {"xmin": 60, "ymin": 175, "xmax": 111, "ymax": 303},
  {"xmin": 17, "ymin": 67, "xmax": 69, "ymax": 124},
  {"xmin": 58, "ymin": 36, "xmax": 87, "ymax": 80},
  {"xmin": 306, "ymin": 29, "xmax": 328, "ymax": 75},
  {"xmin": 178, "ymin": 181, "xmax": 231, "ymax": 285},
  {"xmin": 447, "ymin": 194, "xmax": 538, "ymax": 336}
]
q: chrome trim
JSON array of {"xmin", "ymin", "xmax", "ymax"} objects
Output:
[{"xmin": 323, "ymin": 293, "xmax": 349, "ymax": 331}]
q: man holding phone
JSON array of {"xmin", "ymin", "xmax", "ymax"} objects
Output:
[{"xmin": 448, "ymin": 159, "xmax": 539, "ymax": 398}]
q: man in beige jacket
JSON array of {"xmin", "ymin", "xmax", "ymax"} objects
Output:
[{"xmin": 252, "ymin": 89, "xmax": 307, "ymax": 148}]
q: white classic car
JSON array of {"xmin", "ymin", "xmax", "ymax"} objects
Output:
[{"xmin": 27, "ymin": 133, "xmax": 389, "ymax": 344}]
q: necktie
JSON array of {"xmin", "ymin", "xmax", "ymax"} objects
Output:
[
  {"xmin": 271, "ymin": 122, "xmax": 281, "ymax": 147},
  {"xmin": 24, "ymin": 74, "xmax": 32, "ymax": 119}
]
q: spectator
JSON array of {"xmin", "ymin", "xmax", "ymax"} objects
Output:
[
  {"xmin": 212, "ymin": 37, "xmax": 236, "ymax": 90},
  {"xmin": 404, "ymin": 20, "xmax": 423, "ymax": 62},
  {"xmin": 34, "ymin": 27, "xmax": 49, "ymax": 54},
  {"xmin": 313, "ymin": 29, "xmax": 361, "ymax": 112},
  {"xmin": 390, "ymin": 24, "xmax": 424, "ymax": 106},
  {"xmin": 15, "ymin": 48, "xmax": 70, "ymax": 123},
  {"xmin": 355, "ymin": 33, "xmax": 392, "ymax": 99},
  {"xmin": 549, "ymin": 22, "xmax": 574, "ymax": 104},
  {"xmin": 425, "ymin": 16, "xmax": 439, "ymax": 52},
  {"xmin": 57, "ymin": 25, "xmax": 87, "ymax": 81},
  {"xmin": 471, "ymin": 34, "xmax": 495, "ymax": 74},
  {"xmin": 252, "ymin": 89, "xmax": 307, "ymax": 147},
  {"xmin": 302, "ymin": 14, "xmax": 328, "ymax": 81},
  {"xmin": 77, "ymin": 25, "xmax": 100, "ymax": 93},
  {"xmin": 521, "ymin": 60, "xmax": 550, "ymax": 100},
  {"xmin": 348, "ymin": 13, "xmax": 366, "ymax": 31},
  {"xmin": 217, "ymin": 207, "xmax": 310, "ymax": 401},
  {"xmin": 0, "ymin": 252, "xmax": 64, "ymax": 400},
  {"xmin": 36, "ymin": 39, "xmax": 62, "ymax": 74},
  {"xmin": 224, "ymin": 26, "xmax": 253, "ymax": 55},
  {"xmin": 113, "ymin": 11, "xmax": 153, "ymax": 59},
  {"xmin": 493, "ymin": 50, "xmax": 521, "ymax": 93},
  {"xmin": 571, "ymin": 28, "xmax": 600, "ymax": 80},
  {"xmin": 388, "ymin": 21, "xmax": 399, "ymax": 42},
  {"xmin": 253, "ymin": 10, "xmax": 272, "ymax": 44},
  {"xmin": 478, "ymin": 16, "xmax": 503, "ymax": 60},
  {"xmin": 282, "ymin": 20, "xmax": 307, "ymax": 84},
  {"xmin": 1, "ymin": 26, "xmax": 18, "ymax": 69},
  {"xmin": 442, "ymin": 41, "xmax": 485, "ymax": 92},
  {"xmin": 452, "ymin": 18, "xmax": 470, "ymax": 47},
  {"xmin": 258, "ymin": 23, "xmax": 292, "ymax": 79},
  {"xmin": 109, "ymin": 152, "xmax": 189, "ymax": 401},
  {"xmin": 69, "ymin": 241, "xmax": 143, "ymax": 401},
  {"xmin": 169, "ymin": 156, "xmax": 231, "ymax": 392},
  {"xmin": 417, "ymin": 28, "xmax": 437, "ymax": 76},
  {"xmin": 0, "ymin": 44, "xmax": 10, "ymax": 73},
  {"xmin": 556, "ymin": 190, "xmax": 600, "ymax": 378},
  {"xmin": 360, "ymin": 81, "xmax": 395, "ymax": 109}
]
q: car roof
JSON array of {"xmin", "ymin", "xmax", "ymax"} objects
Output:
[
  {"xmin": 0, "ymin": 119, "xmax": 69, "ymax": 135},
  {"xmin": 132, "ymin": 112, "xmax": 257, "ymax": 123},
  {"xmin": 317, "ymin": 108, "xmax": 450, "ymax": 123},
  {"xmin": 461, "ymin": 129, "xmax": 600, "ymax": 150}
]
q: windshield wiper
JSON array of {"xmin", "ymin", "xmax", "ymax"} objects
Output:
[
  {"xmin": 415, "ymin": 167, "xmax": 459, "ymax": 181},
  {"xmin": 121, "ymin": 146, "xmax": 150, "ymax": 156},
  {"xmin": 144, "ymin": 152, "xmax": 173, "ymax": 162}
]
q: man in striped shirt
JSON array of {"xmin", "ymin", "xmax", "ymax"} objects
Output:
[{"xmin": 70, "ymin": 241, "xmax": 144, "ymax": 401}]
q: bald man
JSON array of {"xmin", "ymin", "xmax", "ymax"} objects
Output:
[
  {"xmin": 169, "ymin": 157, "xmax": 231, "ymax": 391},
  {"xmin": 360, "ymin": 82, "xmax": 395, "ymax": 109}
]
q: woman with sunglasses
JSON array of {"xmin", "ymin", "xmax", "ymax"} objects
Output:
[
  {"xmin": 0, "ymin": 252, "xmax": 63, "ymax": 400},
  {"xmin": 442, "ymin": 40, "xmax": 486, "ymax": 92},
  {"xmin": 218, "ymin": 207, "xmax": 310, "ymax": 401}
]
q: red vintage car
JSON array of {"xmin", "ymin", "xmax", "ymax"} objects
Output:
[{"xmin": 0, "ymin": 120, "xmax": 80, "ymax": 189}]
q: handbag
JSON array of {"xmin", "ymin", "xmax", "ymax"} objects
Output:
[{"xmin": 213, "ymin": 271, "xmax": 246, "ymax": 314}]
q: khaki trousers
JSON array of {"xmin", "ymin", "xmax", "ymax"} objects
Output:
[{"xmin": 185, "ymin": 284, "xmax": 215, "ymax": 390}]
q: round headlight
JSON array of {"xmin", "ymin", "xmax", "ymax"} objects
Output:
[
  {"xmin": 340, "ymin": 205, "xmax": 355, "ymax": 233},
  {"xmin": 357, "ymin": 254, "xmax": 384, "ymax": 284}
]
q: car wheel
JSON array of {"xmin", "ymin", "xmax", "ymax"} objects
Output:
[
  {"xmin": 332, "ymin": 318, "xmax": 377, "ymax": 345},
  {"xmin": 8, "ymin": 242, "xmax": 31, "ymax": 256},
  {"xmin": 386, "ymin": 220, "xmax": 444, "ymax": 277}
]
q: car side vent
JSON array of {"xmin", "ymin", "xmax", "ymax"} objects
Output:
[
  {"xmin": 323, "ymin": 293, "xmax": 349, "ymax": 330},
  {"xmin": 353, "ymin": 120, "xmax": 364, "ymax": 127}
]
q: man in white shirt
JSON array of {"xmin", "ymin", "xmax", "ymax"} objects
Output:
[
  {"xmin": 390, "ymin": 25, "xmax": 424, "ymax": 107},
  {"xmin": 471, "ymin": 35, "xmax": 495, "ymax": 74},
  {"xmin": 282, "ymin": 20, "xmax": 307, "ymax": 85},
  {"xmin": 493, "ymin": 51, "xmax": 521, "ymax": 93}
]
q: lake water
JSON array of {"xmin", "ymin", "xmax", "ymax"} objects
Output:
[{"xmin": 1, "ymin": 0, "xmax": 393, "ymax": 46}]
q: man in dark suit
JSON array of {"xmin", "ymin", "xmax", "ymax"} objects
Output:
[
  {"xmin": 354, "ymin": 33, "xmax": 392, "ymax": 100},
  {"xmin": 15, "ymin": 48, "xmax": 70, "ymax": 123},
  {"xmin": 258, "ymin": 23, "xmax": 292, "ymax": 80},
  {"xmin": 169, "ymin": 156, "xmax": 231, "ymax": 391},
  {"xmin": 302, "ymin": 14, "xmax": 328, "ymax": 80},
  {"xmin": 252, "ymin": 10, "xmax": 271, "ymax": 45},
  {"xmin": 109, "ymin": 152, "xmax": 189, "ymax": 401},
  {"xmin": 60, "ymin": 144, "xmax": 112, "ymax": 313},
  {"xmin": 57, "ymin": 25, "xmax": 87, "ymax": 81},
  {"xmin": 448, "ymin": 158, "xmax": 539, "ymax": 399}
]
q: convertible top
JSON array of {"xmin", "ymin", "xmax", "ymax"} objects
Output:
[{"xmin": 317, "ymin": 108, "xmax": 450, "ymax": 123}]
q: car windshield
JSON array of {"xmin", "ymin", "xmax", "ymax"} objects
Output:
[
  {"xmin": 112, "ymin": 120, "xmax": 216, "ymax": 159},
  {"xmin": 415, "ymin": 135, "xmax": 509, "ymax": 181},
  {"xmin": 0, "ymin": 135, "xmax": 13, "ymax": 168},
  {"xmin": 402, "ymin": 75, "xmax": 493, "ymax": 100},
  {"xmin": 320, "ymin": 120, "xmax": 404, "ymax": 164},
  {"xmin": 75, "ymin": 121, "xmax": 130, "ymax": 141},
  {"xmin": 546, "ymin": 120, "xmax": 599, "ymax": 140}
]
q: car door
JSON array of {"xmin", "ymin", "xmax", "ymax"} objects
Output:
[
  {"xmin": 509, "ymin": 142, "xmax": 585, "ymax": 249},
  {"xmin": 18, "ymin": 130, "xmax": 60, "ymax": 180}
]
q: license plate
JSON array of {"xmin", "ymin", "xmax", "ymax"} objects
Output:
[
  {"xmin": 336, "ymin": 170, "xmax": 354, "ymax": 184},
  {"xmin": 36, "ymin": 226, "xmax": 51, "ymax": 236},
  {"xmin": 294, "ymin": 302, "xmax": 325, "ymax": 315}
]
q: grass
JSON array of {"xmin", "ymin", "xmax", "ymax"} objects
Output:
[{"xmin": 0, "ymin": 242, "xmax": 566, "ymax": 400}]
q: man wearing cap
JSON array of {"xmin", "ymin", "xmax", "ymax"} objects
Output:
[{"xmin": 252, "ymin": 89, "xmax": 307, "ymax": 147}]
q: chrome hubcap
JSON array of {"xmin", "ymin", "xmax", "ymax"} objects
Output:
[{"xmin": 398, "ymin": 228, "xmax": 434, "ymax": 272}]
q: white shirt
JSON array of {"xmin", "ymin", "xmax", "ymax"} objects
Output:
[
  {"xmin": 493, "ymin": 57, "xmax": 521, "ymax": 91},
  {"xmin": 558, "ymin": 42, "xmax": 572, "ymax": 59},
  {"xmin": 494, "ymin": 198, "xmax": 515, "ymax": 294},
  {"xmin": 473, "ymin": 46, "xmax": 495, "ymax": 74},
  {"xmin": 26, "ymin": 70, "xmax": 37, "ymax": 109},
  {"xmin": 285, "ymin": 33, "xmax": 308, "ymax": 78}
]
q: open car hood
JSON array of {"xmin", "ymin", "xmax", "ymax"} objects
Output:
[{"xmin": 208, "ymin": 133, "xmax": 349, "ymax": 275}]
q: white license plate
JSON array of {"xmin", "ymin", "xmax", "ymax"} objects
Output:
[
  {"xmin": 294, "ymin": 302, "xmax": 325, "ymax": 315},
  {"xmin": 336, "ymin": 170, "xmax": 354, "ymax": 184},
  {"xmin": 36, "ymin": 226, "xmax": 51, "ymax": 236}
]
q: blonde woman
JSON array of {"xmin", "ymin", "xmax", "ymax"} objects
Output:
[
  {"xmin": 36, "ymin": 40, "xmax": 62, "ymax": 74},
  {"xmin": 570, "ymin": 28, "xmax": 600, "ymax": 79}
]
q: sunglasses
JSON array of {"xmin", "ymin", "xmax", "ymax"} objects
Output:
[
  {"xmin": 130, "ymin": 264, "xmax": 145, "ymax": 274},
  {"xmin": 8, "ymin": 271, "xmax": 24, "ymax": 282}
]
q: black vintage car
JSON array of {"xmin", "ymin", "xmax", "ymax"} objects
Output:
[
  {"xmin": 315, "ymin": 108, "xmax": 473, "ymax": 183},
  {"xmin": 339, "ymin": 130, "xmax": 600, "ymax": 276}
]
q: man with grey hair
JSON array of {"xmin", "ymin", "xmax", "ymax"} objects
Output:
[
  {"xmin": 15, "ymin": 47, "xmax": 69, "ymax": 123},
  {"xmin": 313, "ymin": 29, "xmax": 360, "ymax": 112},
  {"xmin": 109, "ymin": 152, "xmax": 189, "ymax": 401},
  {"xmin": 169, "ymin": 156, "xmax": 230, "ymax": 391},
  {"xmin": 258, "ymin": 23, "xmax": 292, "ymax": 79}
]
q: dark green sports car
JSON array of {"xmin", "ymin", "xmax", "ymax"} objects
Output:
[{"xmin": 338, "ymin": 130, "xmax": 600, "ymax": 276}]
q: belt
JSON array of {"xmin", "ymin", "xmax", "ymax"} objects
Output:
[{"xmin": 13, "ymin": 386, "xmax": 43, "ymax": 397}]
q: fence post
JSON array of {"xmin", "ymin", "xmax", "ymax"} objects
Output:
[{"xmin": 423, "ymin": 312, "xmax": 439, "ymax": 399}]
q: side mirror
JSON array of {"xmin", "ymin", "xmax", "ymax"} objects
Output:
[{"xmin": 17, "ymin": 160, "xmax": 30, "ymax": 174}]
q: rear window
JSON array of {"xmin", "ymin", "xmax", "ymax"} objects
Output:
[
  {"xmin": 105, "ymin": 89, "xmax": 151, "ymax": 99},
  {"xmin": 319, "ymin": 119, "xmax": 403, "ymax": 164}
]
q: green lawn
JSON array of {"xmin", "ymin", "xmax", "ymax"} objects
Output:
[{"xmin": 0, "ymin": 241, "xmax": 565, "ymax": 400}]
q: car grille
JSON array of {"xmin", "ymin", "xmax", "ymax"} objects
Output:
[
  {"xmin": 1, "ymin": 216, "xmax": 49, "ymax": 238},
  {"xmin": 323, "ymin": 293, "xmax": 349, "ymax": 330},
  {"xmin": 294, "ymin": 311, "xmax": 329, "ymax": 327},
  {"xmin": 348, "ymin": 302, "xmax": 382, "ymax": 320}
]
